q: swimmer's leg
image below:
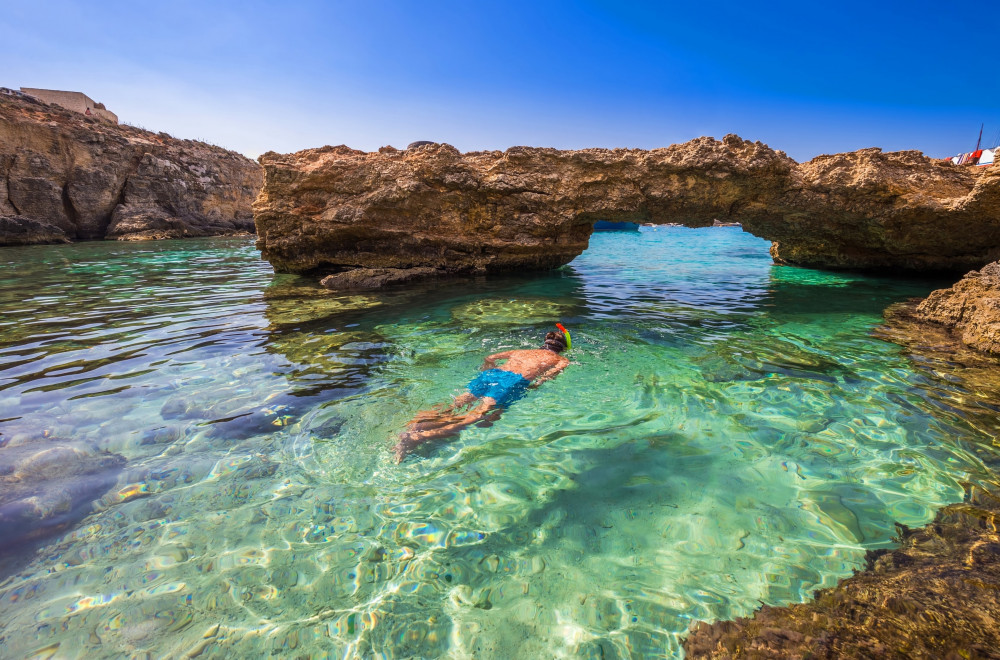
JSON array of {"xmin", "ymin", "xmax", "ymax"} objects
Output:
[
  {"xmin": 410, "ymin": 392, "xmax": 477, "ymax": 426},
  {"xmin": 394, "ymin": 397, "xmax": 498, "ymax": 462}
]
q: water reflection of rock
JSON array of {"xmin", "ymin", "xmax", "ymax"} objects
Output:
[
  {"xmin": 262, "ymin": 277, "xmax": 392, "ymax": 395},
  {"xmin": 0, "ymin": 436, "xmax": 125, "ymax": 555}
]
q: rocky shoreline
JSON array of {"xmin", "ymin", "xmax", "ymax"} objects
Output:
[
  {"xmin": 911, "ymin": 261, "xmax": 1000, "ymax": 356},
  {"xmin": 0, "ymin": 91, "xmax": 262, "ymax": 245}
]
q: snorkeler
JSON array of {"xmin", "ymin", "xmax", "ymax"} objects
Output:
[{"xmin": 393, "ymin": 326, "xmax": 572, "ymax": 462}]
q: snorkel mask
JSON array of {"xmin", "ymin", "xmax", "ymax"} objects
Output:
[{"xmin": 555, "ymin": 323, "xmax": 571, "ymax": 351}]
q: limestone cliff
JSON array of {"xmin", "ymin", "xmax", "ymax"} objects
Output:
[
  {"xmin": 0, "ymin": 91, "xmax": 263, "ymax": 245},
  {"xmin": 254, "ymin": 137, "xmax": 1000, "ymax": 284}
]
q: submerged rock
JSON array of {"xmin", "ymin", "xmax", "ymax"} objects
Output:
[
  {"xmin": 681, "ymin": 300, "xmax": 1000, "ymax": 658},
  {"xmin": 320, "ymin": 266, "xmax": 440, "ymax": 289},
  {"xmin": 254, "ymin": 137, "xmax": 1000, "ymax": 285},
  {"xmin": 0, "ymin": 91, "xmax": 263, "ymax": 245},
  {"xmin": 0, "ymin": 440, "xmax": 125, "ymax": 549}
]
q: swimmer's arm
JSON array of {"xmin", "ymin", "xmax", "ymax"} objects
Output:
[
  {"xmin": 481, "ymin": 351, "xmax": 514, "ymax": 370},
  {"xmin": 530, "ymin": 358, "xmax": 570, "ymax": 388}
]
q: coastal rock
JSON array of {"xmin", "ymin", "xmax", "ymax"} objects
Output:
[
  {"xmin": 0, "ymin": 215, "xmax": 71, "ymax": 245},
  {"xmin": 254, "ymin": 137, "xmax": 1000, "ymax": 283},
  {"xmin": 773, "ymin": 148, "xmax": 1000, "ymax": 271},
  {"xmin": 911, "ymin": 261, "xmax": 1000, "ymax": 355},
  {"xmin": 0, "ymin": 91, "xmax": 263, "ymax": 245}
]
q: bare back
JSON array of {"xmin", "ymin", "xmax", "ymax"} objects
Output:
[{"xmin": 486, "ymin": 349, "xmax": 569, "ymax": 381}]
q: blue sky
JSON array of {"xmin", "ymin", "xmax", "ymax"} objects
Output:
[{"xmin": 4, "ymin": 1, "xmax": 998, "ymax": 161}]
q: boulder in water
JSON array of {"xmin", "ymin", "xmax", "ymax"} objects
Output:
[{"xmin": 0, "ymin": 440, "xmax": 126, "ymax": 549}]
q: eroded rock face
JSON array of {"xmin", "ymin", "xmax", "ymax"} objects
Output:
[
  {"xmin": 0, "ymin": 92, "xmax": 263, "ymax": 245},
  {"xmin": 910, "ymin": 261, "xmax": 1000, "ymax": 355},
  {"xmin": 254, "ymin": 137, "xmax": 1000, "ymax": 283},
  {"xmin": 773, "ymin": 149, "xmax": 1000, "ymax": 271}
]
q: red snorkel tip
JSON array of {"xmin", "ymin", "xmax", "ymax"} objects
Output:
[{"xmin": 554, "ymin": 323, "xmax": 571, "ymax": 350}]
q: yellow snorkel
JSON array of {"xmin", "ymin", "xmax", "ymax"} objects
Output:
[{"xmin": 555, "ymin": 323, "xmax": 571, "ymax": 350}]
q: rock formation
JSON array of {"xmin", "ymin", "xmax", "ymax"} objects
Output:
[
  {"xmin": 254, "ymin": 138, "xmax": 1000, "ymax": 285},
  {"xmin": 0, "ymin": 90, "xmax": 263, "ymax": 245},
  {"xmin": 253, "ymin": 137, "xmax": 794, "ymax": 280},
  {"xmin": 908, "ymin": 261, "xmax": 1000, "ymax": 355},
  {"xmin": 773, "ymin": 149, "xmax": 1000, "ymax": 272}
]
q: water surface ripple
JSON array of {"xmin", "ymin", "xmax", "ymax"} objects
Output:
[{"xmin": 0, "ymin": 230, "xmax": 997, "ymax": 658}]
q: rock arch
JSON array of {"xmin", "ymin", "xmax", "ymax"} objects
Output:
[{"xmin": 253, "ymin": 136, "xmax": 1000, "ymax": 287}]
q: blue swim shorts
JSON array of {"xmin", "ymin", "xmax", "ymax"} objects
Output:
[{"xmin": 467, "ymin": 369, "xmax": 531, "ymax": 407}]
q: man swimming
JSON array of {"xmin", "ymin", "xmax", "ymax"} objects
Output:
[{"xmin": 393, "ymin": 328, "xmax": 571, "ymax": 462}]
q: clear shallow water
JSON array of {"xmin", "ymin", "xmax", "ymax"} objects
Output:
[{"xmin": 0, "ymin": 229, "xmax": 998, "ymax": 658}]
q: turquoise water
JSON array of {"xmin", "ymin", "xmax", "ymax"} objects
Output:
[{"xmin": 0, "ymin": 228, "xmax": 998, "ymax": 658}]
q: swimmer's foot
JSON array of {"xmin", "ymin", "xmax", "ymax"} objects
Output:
[
  {"xmin": 474, "ymin": 409, "xmax": 503, "ymax": 428},
  {"xmin": 392, "ymin": 442, "xmax": 409, "ymax": 463},
  {"xmin": 393, "ymin": 423, "xmax": 468, "ymax": 462},
  {"xmin": 393, "ymin": 433, "xmax": 420, "ymax": 463}
]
